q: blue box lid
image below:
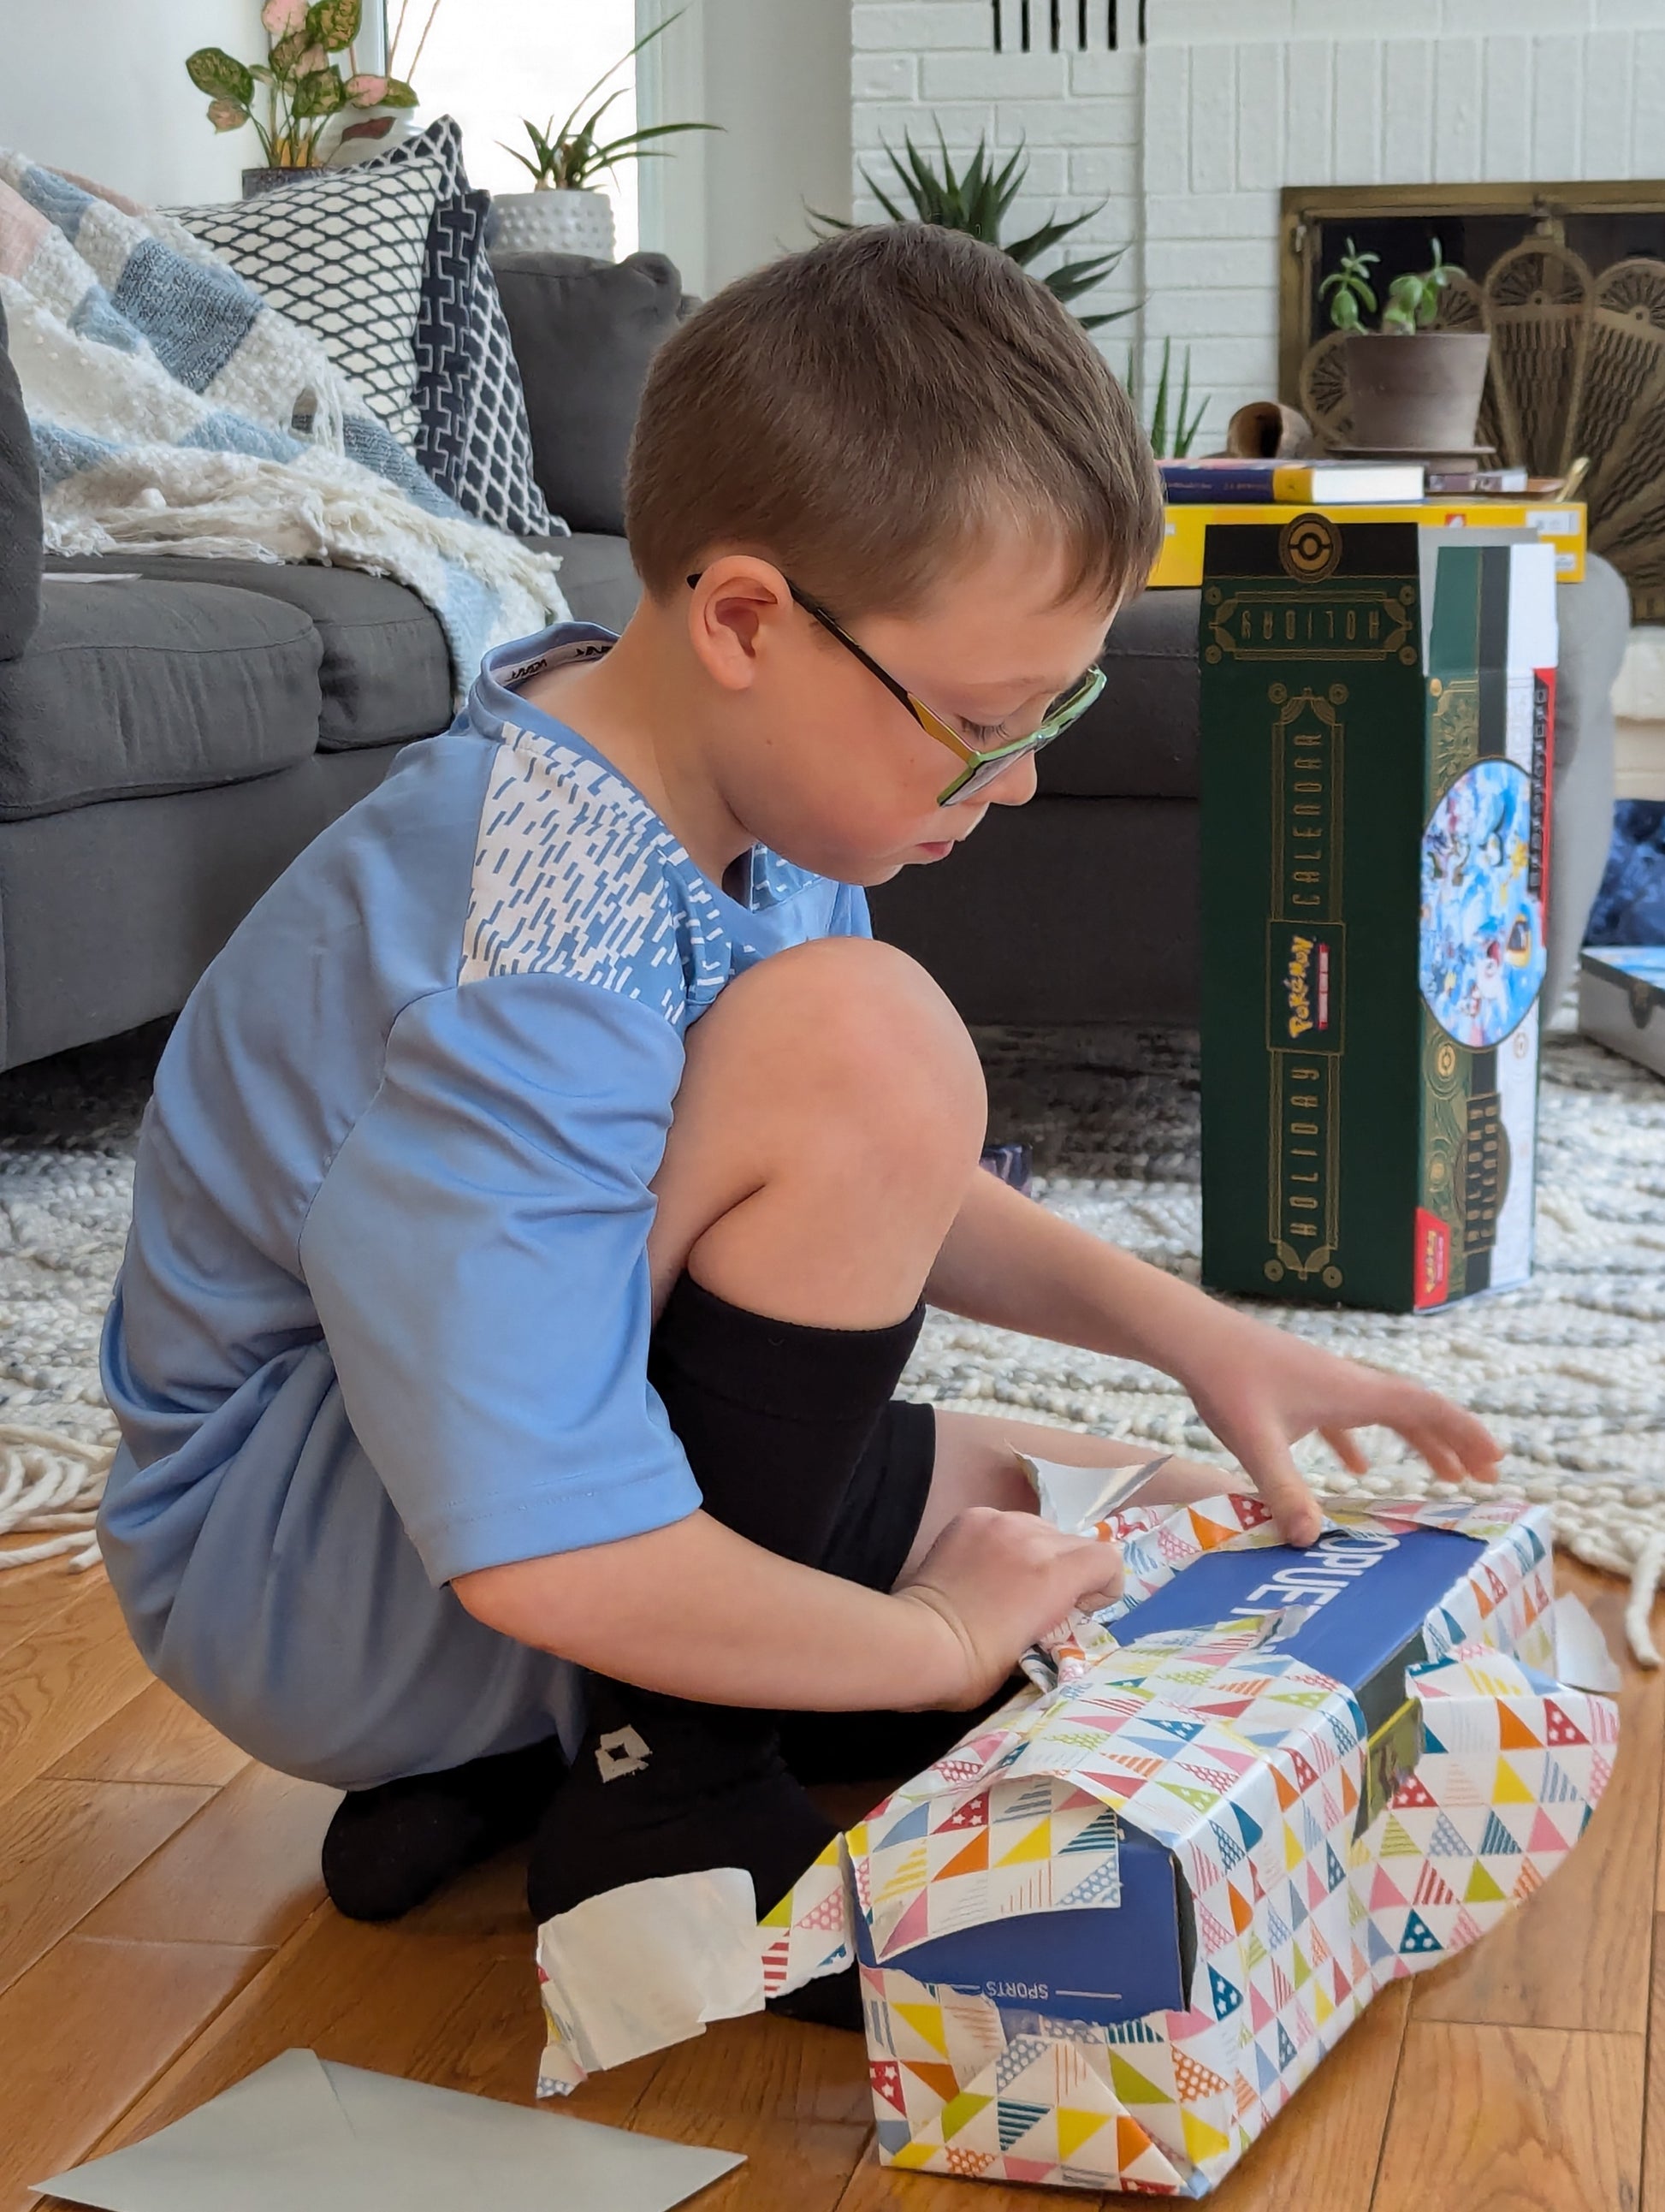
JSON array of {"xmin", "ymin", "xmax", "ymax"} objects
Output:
[{"xmin": 1116, "ymin": 1522, "xmax": 1484, "ymax": 1726}]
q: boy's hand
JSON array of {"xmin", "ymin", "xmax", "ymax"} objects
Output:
[
  {"xmin": 1182, "ymin": 1313, "xmax": 1503, "ymax": 1547},
  {"xmin": 893, "ymin": 1505, "xmax": 1123, "ymax": 1710}
]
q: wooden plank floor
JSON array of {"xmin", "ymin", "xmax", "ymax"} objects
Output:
[{"xmin": 0, "ymin": 1553, "xmax": 1656, "ymax": 2212}]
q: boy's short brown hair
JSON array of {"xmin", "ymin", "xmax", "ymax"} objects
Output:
[{"xmin": 624, "ymin": 223, "xmax": 1163, "ymax": 619}]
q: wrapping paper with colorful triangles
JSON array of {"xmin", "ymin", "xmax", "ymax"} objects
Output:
[{"xmin": 840, "ymin": 1494, "xmax": 1616, "ymax": 2195}]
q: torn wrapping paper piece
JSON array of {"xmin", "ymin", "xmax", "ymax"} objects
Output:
[
  {"xmin": 537, "ymin": 1840, "xmax": 855, "ymax": 2096},
  {"xmin": 1549, "ymin": 1588, "xmax": 1623, "ymax": 1693},
  {"xmin": 536, "ymin": 1867, "xmax": 765, "ymax": 2095},
  {"xmin": 1015, "ymin": 1455, "xmax": 1177, "ymax": 1689},
  {"xmin": 758, "ymin": 1833, "xmax": 857, "ymax": 1996},
  {"xmin": 1017, "ymin": 1454, "xmax": 1176, "ymax": 1536}
]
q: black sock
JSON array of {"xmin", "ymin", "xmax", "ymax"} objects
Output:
[
  {"xmin": 322, "ymin": 1735, "xmax": 565, "ymax": 1923},
  {"xmin": 526, "ymin": 1679, "xmax": 836, "ymax": 1928}
]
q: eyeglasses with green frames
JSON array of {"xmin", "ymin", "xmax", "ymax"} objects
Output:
[{"xmin": 685, "ymin": 572, "xmax": 1106, "ymax": 806}]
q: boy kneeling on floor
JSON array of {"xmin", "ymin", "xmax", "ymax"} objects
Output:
[{"xmin": 98, "ymin": 225, "xmax": 1498, "ymax": 2025}]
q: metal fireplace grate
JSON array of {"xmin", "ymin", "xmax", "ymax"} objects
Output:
[{"xmin": 1280, "ymin": 181, "xmax": 1665, "ymax": 620}]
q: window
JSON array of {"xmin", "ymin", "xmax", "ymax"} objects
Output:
[{"xmin": 411, "ymin": 0, "xmax": 641, "ymax": 252}]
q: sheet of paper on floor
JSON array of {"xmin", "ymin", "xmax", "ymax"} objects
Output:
[{"xmin": 36, "ymin": 2047, "xmax": 744, "ymax": 2212}]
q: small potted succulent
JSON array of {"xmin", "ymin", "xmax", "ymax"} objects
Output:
[
  {"xmin": 492, "ymin": 11, "xmax": 717, "ymax": 261},
  {"xmin": 187, "ymin": 0, "xmax": 420, "ymax": 193},
  {"xmin": 1323, "ymin": 236, "xmax": 1491, "ymax": 455}
]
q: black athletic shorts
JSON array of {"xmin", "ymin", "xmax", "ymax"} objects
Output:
[
  {"xmin": 646, "ymin": 1270, "xmax": 937, "ymax": 1592},
  {"xmin": 647, "ymin": 1272, "xmax": 972, "ymax": 1781}
]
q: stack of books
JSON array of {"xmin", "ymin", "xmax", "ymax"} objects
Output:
[
  {"xmin": 1161, "ymin": 458, "xmax": 1428, "ymax": 504},
  {"xmin": 1151, "ymin": 457, "xmax": 1587, "ymax": 589}
]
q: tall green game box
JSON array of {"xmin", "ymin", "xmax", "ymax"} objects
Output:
[{"xmin": 1200, "ymin": 518, "xmax": 1558, "ymax": 1312}]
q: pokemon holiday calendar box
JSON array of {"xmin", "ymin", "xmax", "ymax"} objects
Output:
[
  {"xmin": 1200, "ymin": 518, "xmax": 1558, "ymax": 1311},
  {"xmin": 843, "ymin": 1492, "xmax": 1614, "ymax": 2197}
]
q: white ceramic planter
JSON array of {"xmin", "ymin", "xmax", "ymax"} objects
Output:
[
  {"xmin": 490, "ymin": 188, "xmax": 615, "ymax": 259},
  {"xmin": 325, "ymin": 106, "xmax": 421, "ymax": 166}
]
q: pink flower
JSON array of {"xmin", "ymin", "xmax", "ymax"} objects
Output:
[
  {"xmin": 261, "ymin": 0, "xmax": 308, "ymax": 36},
  {"xmin": 346, "ymin": 74, "xmax": 389, "ymax": 107}
]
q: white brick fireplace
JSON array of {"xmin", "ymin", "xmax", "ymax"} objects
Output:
[{"xmin": 851, "ymin": 1, "xmax": 1665, "ymax": 446}]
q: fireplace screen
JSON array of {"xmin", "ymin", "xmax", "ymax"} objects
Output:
[{"xmin": 1278, "ymin": 181, "xmax": 1665, "ymax": 617}]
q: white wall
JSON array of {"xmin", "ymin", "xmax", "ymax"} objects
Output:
[
  {"xmin": 638, "ymin": 0, "xmax": 852, "ymax": 295},
  {"xmin": 1140, "ymin": 17, "xmax": 1665, "ymax": 438},
  {"xmin": 852, "ymin": 0, "xmax": 1665, "ymax": 447},
  {"xmin": 0, "ymin": 0, "xmax": 266, "ymax": 205},
  {"xmin": 0, "ymin": 0, "xmax": 848, "ymax": 277},
  {"xmin": 415, "ymin": 0, "xmax": 643, "ymax": 249}
]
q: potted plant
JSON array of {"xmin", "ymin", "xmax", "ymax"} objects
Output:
[
  {"xmin": 492, "ymin": 11, "xmax": 718, "ymax": 261},
  {"xmin": 815, "ymin": 130, "xmax": 1132, "ymax": 331},
  {"xmin": 1323, "ymin": 236, "xmax": 1491, "ymax": 455},
  {"xmin": 186, "ymin": 0, "xmax": 418, "ymax": 194},
  {"xmin": 1135, "ymin": 338, "xmax": 1208, "ymax": 458}
]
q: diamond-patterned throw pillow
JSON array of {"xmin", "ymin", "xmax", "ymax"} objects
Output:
[
  {"xmin": 363, "ymin": 117, "xmax": 559, "ymax": 537},
  {"xmin": 168, "ymin": 161, "xmax": 445, "ymax": 456}
]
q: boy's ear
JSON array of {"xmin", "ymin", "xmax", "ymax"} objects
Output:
[{"xmin": 686, "ymin": 559, "xmax": 794, "ymax": 691}]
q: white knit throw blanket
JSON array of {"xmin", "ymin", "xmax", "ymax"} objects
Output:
[{"xmin": 0, "ymin": 148, "xmax": 566, "ymax": 682}]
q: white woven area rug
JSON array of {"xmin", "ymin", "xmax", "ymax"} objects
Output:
[{"xmin": 2, "ymin": 1018, "xmax": 1662, "ymax": 1652}]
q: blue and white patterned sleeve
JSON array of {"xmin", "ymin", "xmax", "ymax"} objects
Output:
[{"xmin": 297, "ymin": 971, "xmax": 701, "ymax": 1585}]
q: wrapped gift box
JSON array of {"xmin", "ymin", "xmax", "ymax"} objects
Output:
[{"xmin": 843, "ymin": 1493, "xmax": 1614, "ymax": 2197}]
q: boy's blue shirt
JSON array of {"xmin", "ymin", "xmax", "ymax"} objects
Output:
[{"xmin": 99, "ymin": 622, "xmax": 871, "ymax": 1628}]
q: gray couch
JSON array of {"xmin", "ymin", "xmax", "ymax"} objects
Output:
[{"xmin": 0, "ymin": 256, "xmax": 1628, "ymax": 1070}]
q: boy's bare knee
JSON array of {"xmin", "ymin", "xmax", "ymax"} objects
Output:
[{"xmin": 687, "ymin": 937, "xmax": 986, "ymax": 1165}]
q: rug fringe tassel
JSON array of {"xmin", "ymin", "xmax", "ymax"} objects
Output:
[
  {"xmin": 1623, "ymin": 1536, "xmax": 1665, "ymax": 1669},
  {"xmin": 0, "ymin": 1422, "xmax": 115, "ymax": 1574}
]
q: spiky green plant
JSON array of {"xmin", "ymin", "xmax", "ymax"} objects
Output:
[
  {"xmin": 500, "ymin": 11, "xmax": 719, "ymax": 192},
  {"xmin": 1130, "ymin": 339, "xmax": 1208, "ymax": 459},
  {"xmin": 813, "ymin": 130, "xmax": 1133, "ymax": 331}
]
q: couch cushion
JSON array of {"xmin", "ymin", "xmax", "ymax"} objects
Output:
[
  {"xmin": 869, "ymin": 793, "xmax": 1200, "ymax": 1027},
  {"xmin": 0, "ymin": 299, "xmax": 42, "ymax": 663},
  {"xmin": 0, "ymin": 576, "xmax": 320, "ymax": 818},
  {"xmin": 1038, "ymin": 588, "xmax": 1201, "ymax": 802},
  {"xmin": 547, "ymin": 531, "xmax": 641, "ymax": 634},
  {"xmin": 43, "ymin": 555, "xmax": 451, "ymax": 750},
  {"xmin": 491, "ymin": 251, "xmax": 686, "ymax": 535}
]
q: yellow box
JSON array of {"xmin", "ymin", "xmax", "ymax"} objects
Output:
[{"xmin": 1150, "ymin": 500, "xmax": 1587, "ymax": 589}]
